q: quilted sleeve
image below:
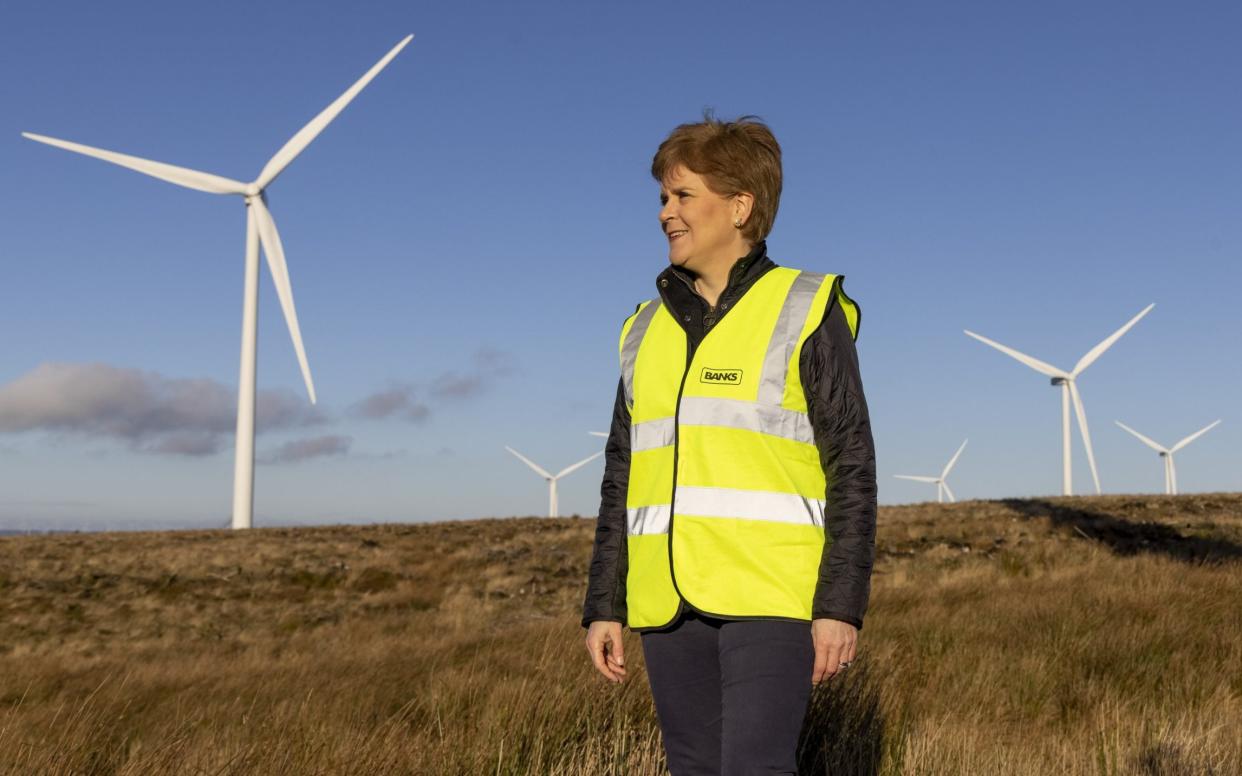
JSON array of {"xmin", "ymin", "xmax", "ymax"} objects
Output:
[
  {"xmin": 802, "ymin": 291, "xmax": 877, "ymax": 630},
  {"xmin": 581, "ymin": 376, "xmax": 631, "ymax": 627}
]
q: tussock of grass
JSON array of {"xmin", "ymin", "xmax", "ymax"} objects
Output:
[{"xmin": 1, "ymin": 495, "xmax": 1240, "ymax": 774}]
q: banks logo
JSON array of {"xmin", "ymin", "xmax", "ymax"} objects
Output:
[{"xmin": 700, "ymin": 367, "xmax": 743, "ymax": 385}]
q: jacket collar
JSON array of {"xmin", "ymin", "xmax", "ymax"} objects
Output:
[{"xmin": 656, "ymin": 240, "xmax": 777, "ymax": 309}]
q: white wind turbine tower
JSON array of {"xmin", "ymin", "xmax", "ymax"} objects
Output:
[
  {"xmin": 505, "ymin": 446, "xmax": 604, "ymax": 518},
  {"xmin": 965, "ymin": 303, "xmax": 1154, "ymax": 496},
  {"xmin": 894, "ymin": 439, "xmax": 968, "ymax": 503},
  {"xmin": 1114, "ymin": 419, "xmax": 1221, "ymax": 495},
  {"xmin": 23, "ymin": 36, "xmax": 414, "ymax": 530}
]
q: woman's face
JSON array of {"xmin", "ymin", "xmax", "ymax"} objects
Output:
[{"xmin": 658, "ymin": 165, "xmax": 747, "ymax": 272}]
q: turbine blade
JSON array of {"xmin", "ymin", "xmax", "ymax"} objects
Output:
[
  {"xmin": 1068, "ymin": 380, "xmax": 1102, "ymax": 494},
  {"xmin": 22, "ymin": 132, "xmax": 248, "ymax": 195},
  {"xmin": 1114, "ymin": 420, "xmax": 1167, "ymax": 453},
  {"xmin": 251, "ymin": 196, "xmax": 316, "ymax": 404},
  {"xmin": 556, "ymin": 450, "xmax": 604, "ymax": 479},
  {"xmin": 963, "ymin": 330, "xmax": 1066, "ymax": 378},
  {"xmin": 1072, "ymin": 303, "xmax": 1155, "ymax": 376},
  {"xmin": 255, "ymin": 35, "xmax": 414, "ymax": 190},
  {"xmin": 941, "ymin": 439, "xmax": 968, "ymax": 479},
  {"xmin": 588, "ymin": 431, "xmax": 608, "ymax": 438},
  {"xmin": 941, "ymin": 481, "xmax": 957, "ymax": 503},
  {"xmin": 1170, "ymin": 419, "xmax": 1222, "ymax": 453},
  {"xmin": 893, "ymin": 475, "xmax": 939, "ymax": 483},
  {"xmin": 504, "ymin": 445, "xmax": 553, "ymax": 479}
]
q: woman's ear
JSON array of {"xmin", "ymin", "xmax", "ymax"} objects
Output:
[{"xmin": 733, "ymin": 192, "xmax": 755, "ymax": 228}]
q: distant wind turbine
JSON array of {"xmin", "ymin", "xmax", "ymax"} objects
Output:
[
  {"xmin": 1114, "ymin": 419, "xmax": 1221, "ymax": 495},
  {"xmin": 505, "ymin": 446, "xmax": 603, "ymax": 518},
  {"xmin": 894, "ymin": 439, "xmax": 968, "ymax": 503},
  {"xmin": 23, "ymin": 36, "xmax": 414, "ymax": 530},
  {"xmin": 965, "ymin": 303, "xmax": 1154, "ymax": 496}
]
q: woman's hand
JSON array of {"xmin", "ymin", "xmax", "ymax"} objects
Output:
[
  {"xmin": 811, "ymin": 618, "xmax": 857, "ymax": 685},
  {"xmin": 585, "ymin": 620, "xmax": 627, "ymax": 683}
]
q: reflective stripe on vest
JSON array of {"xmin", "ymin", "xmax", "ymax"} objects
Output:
[
  {"xmin": 628, "ymin": 487, "xmax": 825, "ymax": 535},
  {"xmin": 617, "ymin": 266, "xmax": 860, "ymax": 629},
  {"xmin": 631, "ymin": 397, "xmax": 816, "ymax": 451},
  {"xmin": 620, "ymin": 300, "xmax": 660, "ymax": 409}
]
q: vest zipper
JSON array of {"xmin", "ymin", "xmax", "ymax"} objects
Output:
[
  {"xmin": 664, "ymin": 269, "xmax": 702, "ymax": 619},
  {"xmin": 660, "ymin": 267, "xmax": 752, "ymax": 623}
]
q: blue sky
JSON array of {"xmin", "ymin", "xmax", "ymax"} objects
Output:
[{"xmin": 1, "ymin": 1, "xmax": 1238, "ymax": 529}]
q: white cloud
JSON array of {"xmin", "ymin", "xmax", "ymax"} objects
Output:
[
  {"xmin": 0, "ymin": 362, "xmax": 326, "ymax": 456},
  {"xmin": 352, "ymin": 345, "xmax": 519, "ymax": 421},
  {"xmin": 258, "ymin": 434, "xmax": 352, "ymax": 464}
]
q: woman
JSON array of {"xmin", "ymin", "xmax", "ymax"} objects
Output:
[{"xmin": 582, "ymin": 113, "xmax": 877, "ymax": 775}]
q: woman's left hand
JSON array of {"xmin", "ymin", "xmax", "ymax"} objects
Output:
[{"xmin": 811, "ymin": 618, "xmax": 858, "ymax": 685}]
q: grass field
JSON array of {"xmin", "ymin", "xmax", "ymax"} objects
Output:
[{"xmin": 1, "ymin": 493, "xmax": 1240, "ymax": 774}]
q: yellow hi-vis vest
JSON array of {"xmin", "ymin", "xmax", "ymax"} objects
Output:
[{"xmin": 618, "ymin": 266, "xmax": 860, "ymax": 630}]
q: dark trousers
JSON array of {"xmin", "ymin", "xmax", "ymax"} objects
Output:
[{"xmin": 640, "ymin": 608, "xmax": 815, "ymax": 775}]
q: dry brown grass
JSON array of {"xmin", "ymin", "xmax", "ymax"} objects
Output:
[{"xmin": 1, "ymin": 493, "xmax": 1240, "ymax": 775}]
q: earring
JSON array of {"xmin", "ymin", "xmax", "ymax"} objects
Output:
[{"xmin": 733, "ymin": 219, "xmax": 743, "ymax": 228}]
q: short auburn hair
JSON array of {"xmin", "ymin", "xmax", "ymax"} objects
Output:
[{"xmin": 651, "ymin": 111, "xmax": 783, "ymax": 244}]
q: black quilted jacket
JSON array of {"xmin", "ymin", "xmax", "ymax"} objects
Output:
[{"xmin": 581, "ymin": 241, "xmax": 878, "ymax": 631}]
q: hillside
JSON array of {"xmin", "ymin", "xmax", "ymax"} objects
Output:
[{"xmin": 1, "ymin": 493, "xmax": 1240, "ymax": 774}]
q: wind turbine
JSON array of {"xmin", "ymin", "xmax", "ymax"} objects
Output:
[
  {"xmin": 23, "ymin": 36, "xmax": 414, "ymax": 530},
  {"xmin": 1114, "ymin": 419, "xmax": 1221, "ymax": 495},
  {"xmin": 505, "ymin": 446, "xmax": 603, "ymax": 517},
  {"xmin": 894, "ymin": 439, "xmax": 968, "ymax": 503},
  {"xmin": 965, "ymin": 303, "xmax": 1154, "ymax": 496}
]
